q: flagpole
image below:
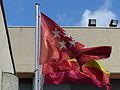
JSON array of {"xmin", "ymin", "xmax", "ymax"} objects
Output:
[{"xmin": 35, "ymin": 3, "xmax": 40, "ymax": 90}]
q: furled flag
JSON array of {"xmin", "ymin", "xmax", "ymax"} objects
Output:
[{"xmin": 40, "ymin": 12, "xmax": 111, "ymax": 72}]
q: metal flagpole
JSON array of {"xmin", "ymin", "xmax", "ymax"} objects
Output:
[{"xmin": 35, "ymin": 3, "xmax": 40, "ymax": 90}]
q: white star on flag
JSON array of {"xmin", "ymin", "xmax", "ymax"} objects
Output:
[
  {"xmin": 63, "ymin": 31, "xmax": 71, "ymax": 38},
  {"xmin": 69, "ymin": 40, "xmax": 76, "ymax": 47},
  {"xmin": 52, "ymin": 28, "xmax": 60, "ymax": 38},
  {"xmin": 59, "ymin": 41, "xmax": 67, "ymax": 49}
]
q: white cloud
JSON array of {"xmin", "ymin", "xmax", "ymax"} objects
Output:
[
  {"xmin": 80, "ymin": 9, "xmax": 117, "ymax": 27},
  {"xmin": 80, "ymin": 0, "xmax": 118, "ymax": 27}
]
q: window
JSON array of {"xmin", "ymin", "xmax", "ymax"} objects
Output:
[{"xmin": 19, "ymin": 79, "xmax": 33, "ymax": 90}]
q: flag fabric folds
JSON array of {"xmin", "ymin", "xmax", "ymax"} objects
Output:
[
  {"xmin": 84, "ymin": 60, "xmax": 110, "ymax": 76},
  {"xmin": 44, "ymin": 60, "xmax": 112, "ymax": 90},
  {"xmin": 40, "ymin": 12, "xmax": 84, "ymax": 65},
  {"xmin": 74, "ymin": 46, "xmax": 111, "ymax": 67},
  {"xmin": 40, "ymin": 12, "xmax": 112, "ymax": 90},
  {"xmin": 40, "ymin": 12, "xmax": 111, "ymax": 68},
  {"xmin": 44, "ymin": 68, "xmax": 111, "ymax": 90},
  {"xmin": 42, "ymin": 59, "xmax": 80, "ymax": 74}
]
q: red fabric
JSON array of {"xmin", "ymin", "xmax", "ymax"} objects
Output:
[
  {"xmin": 42, "ymin": 59, "xmax": 80, "ymax": 74},
  {"xmin": 44, "ymin": 66, "xmax": 112, "ymax": 90},
  {"xmin": 40, "ymin": 12, "xmax": 84, "ymax": 65},
  {"xmin": 40, "ymin": 12, "xmax": 112, "ymax": 90},
  {"xmin": 40, "ymin": 12, "xmax": 111, "ymax": 69},
  {"xmin": 74, "ymin": 46, "xmax": 112, "ymax": 66}
]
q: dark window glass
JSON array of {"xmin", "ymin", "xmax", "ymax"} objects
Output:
[
  {"xmin": 19, "ymin": 79, "xmax": 120, "ymax": 90},
  {"xmin": 44, "ymin": 79, "xmax": 120, "ymax": 90},
  {"xmin": 19, "ymin": 79, "xmax": 33, "ymax": 90}
]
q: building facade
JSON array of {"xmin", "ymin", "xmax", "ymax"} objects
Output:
[
  {"xmin": 0, "ymin": 0, "xmax": 18, "ymax": 90},
  {"xmin": 8, "ymin": 26, "xmax": 120, "ymax": 90}
]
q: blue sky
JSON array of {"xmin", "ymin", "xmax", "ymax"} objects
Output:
[{"xmin": 3, "ymin": 0, "xmax": 120, "ymax": 27}]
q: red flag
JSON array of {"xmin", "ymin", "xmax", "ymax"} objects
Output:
[
  {"xmin": 40, "ymin": 12, "xmax": 84, "ymax": 65},
  {"xmin": 40, "ymin": 12, "xmax": 111, "ymax": 69},
  {"xmin": 40, "ymin": 12, "xmax": 112, "ymax": 90}
]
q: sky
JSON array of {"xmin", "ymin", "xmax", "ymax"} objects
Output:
[{"xmin": 3, "ymin": 0, "xmax": 120, "ymax": 27}]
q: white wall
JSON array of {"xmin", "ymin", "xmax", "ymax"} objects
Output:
[
  {"xmin": 2, "ymin": 72, "xmax": 18, "ymax": 90},
  {"xmin": 8, "ymin": 26, "xmax": 120, "ymax": 73},
  {"xmin": 0, "ymin": 3, "xmax": 15, "ymax": 90}
]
